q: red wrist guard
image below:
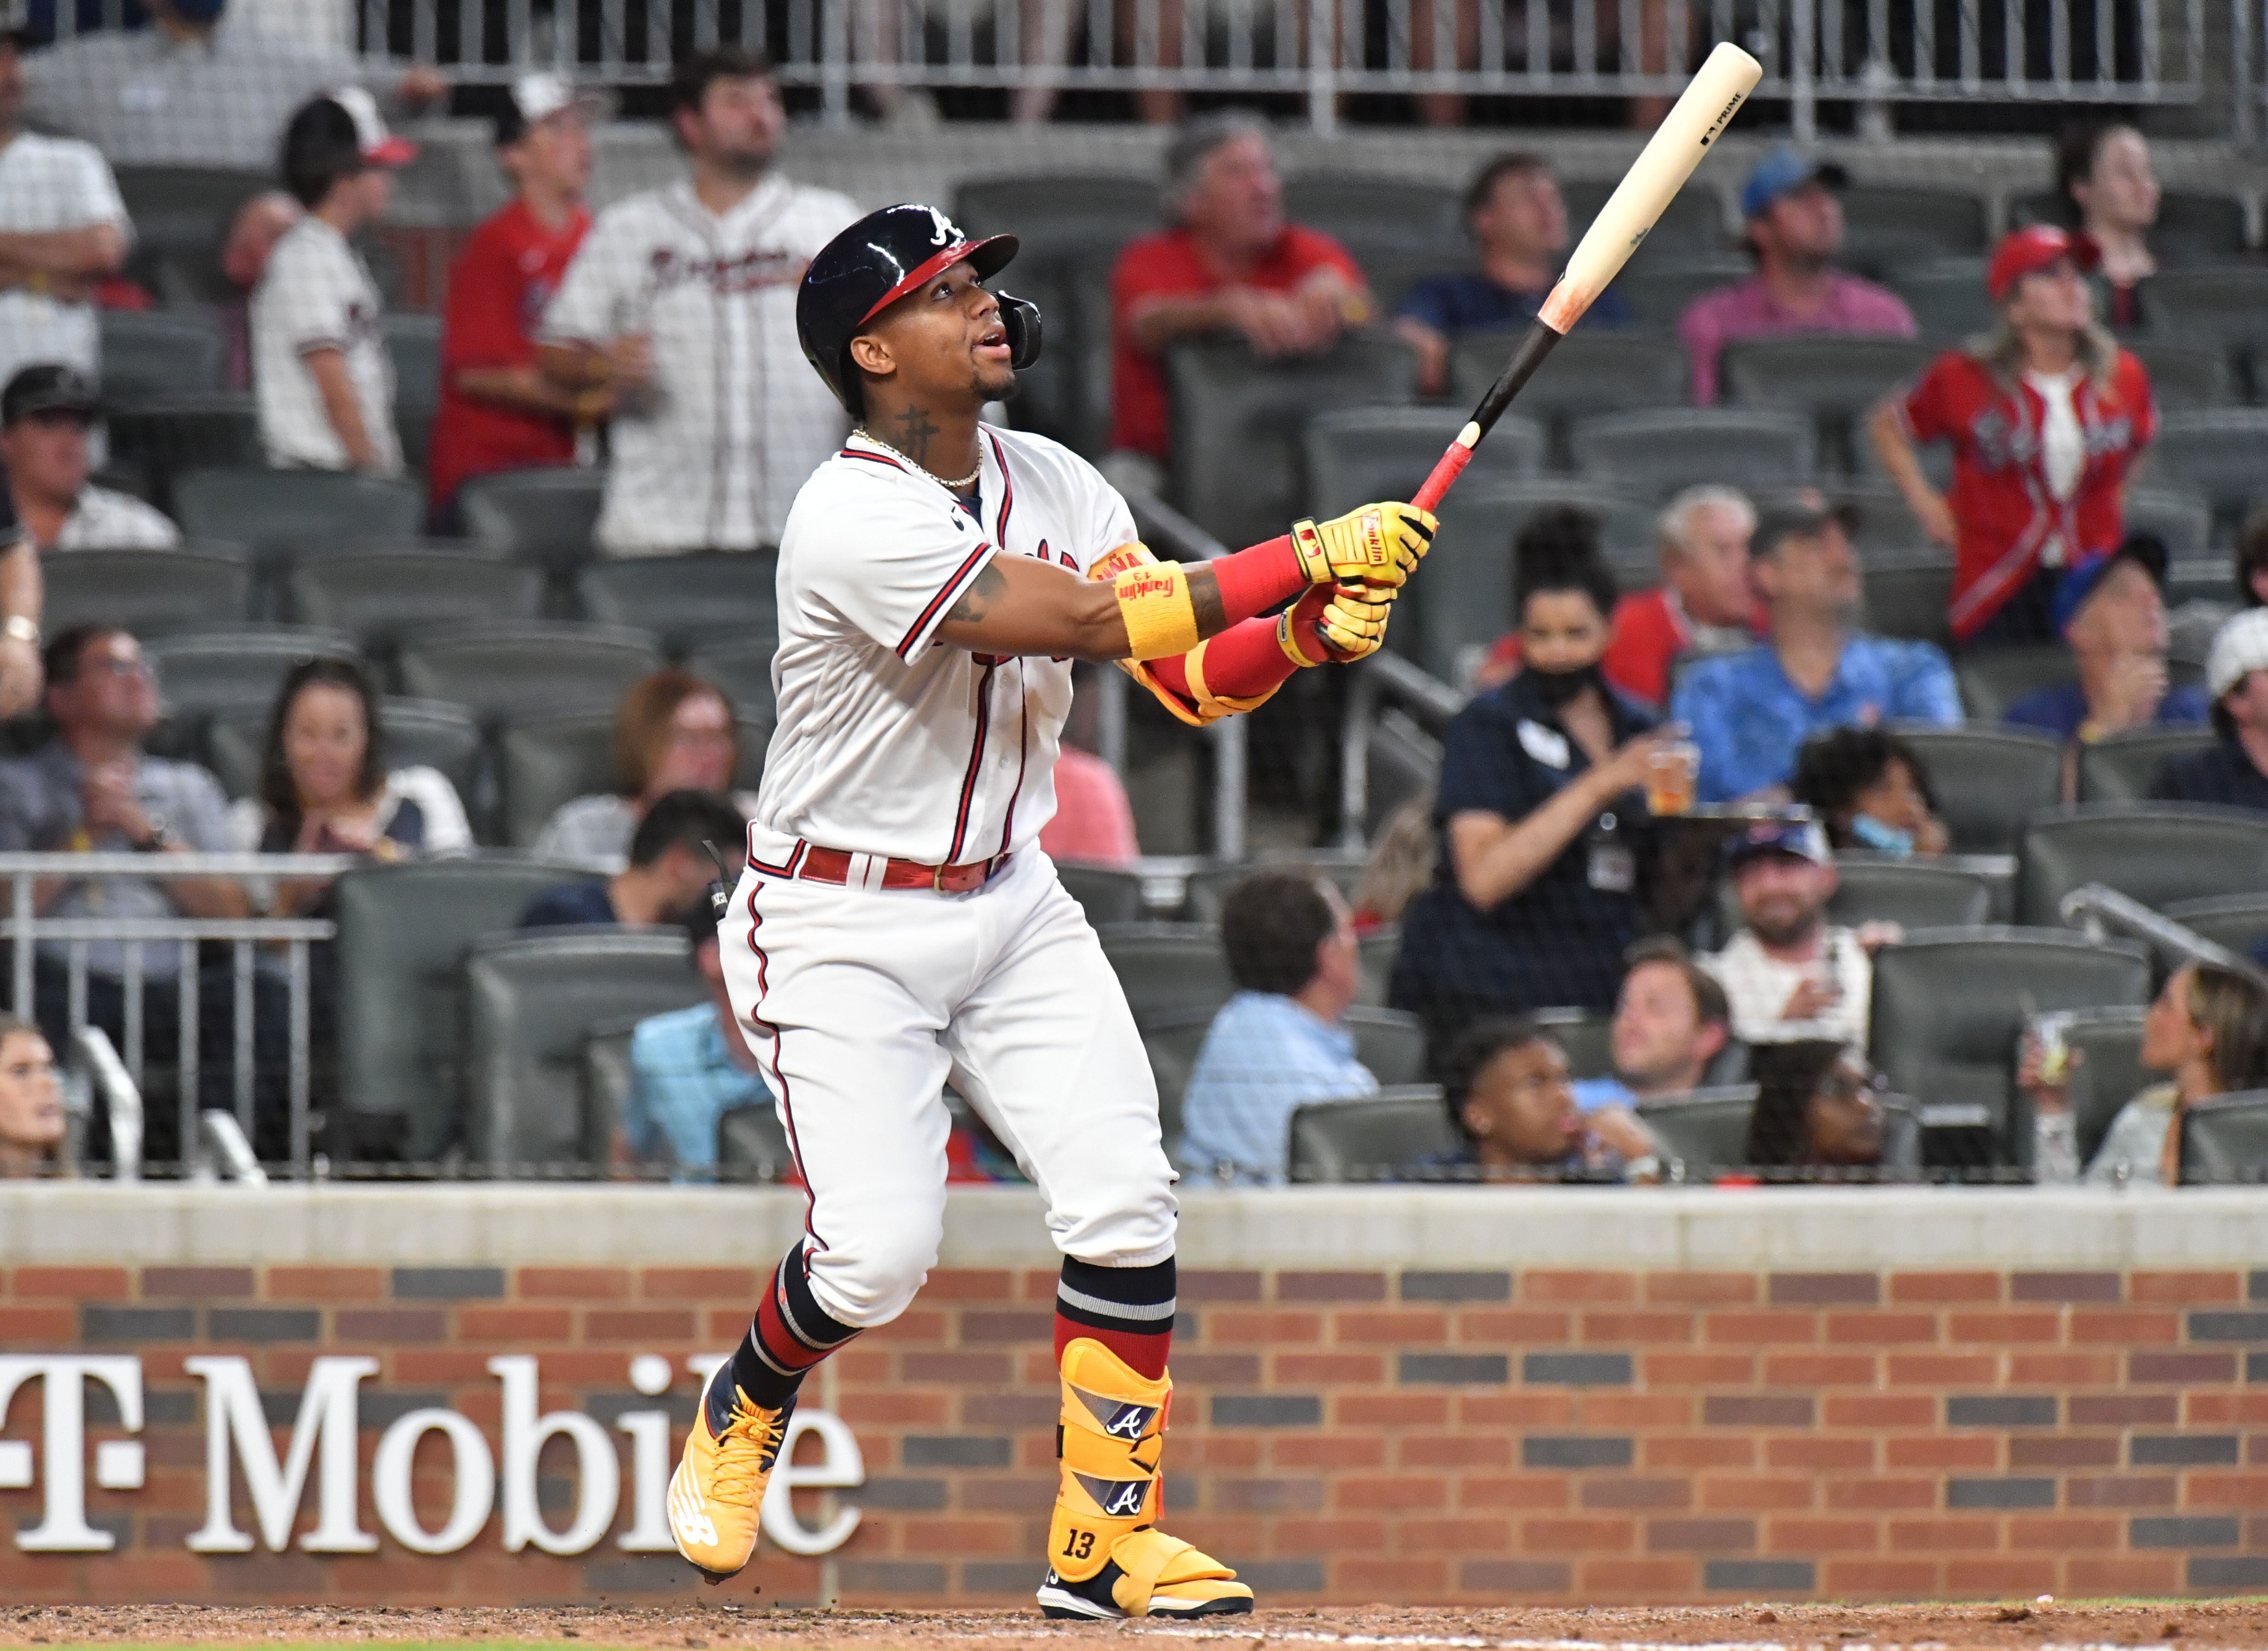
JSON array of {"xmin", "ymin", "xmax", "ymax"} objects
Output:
[
  {"xmin": 1206, "ymin": 534, "xmax": 1307, "ymax": 626},
  {"xmin": 1147, "ymin": 616, "xmax": 1301, "ymax": 705}
]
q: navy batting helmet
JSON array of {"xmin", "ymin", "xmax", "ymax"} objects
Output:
[{"xmin": 797, "ymin": 202, "xmax": 1042, "ymax": 416}]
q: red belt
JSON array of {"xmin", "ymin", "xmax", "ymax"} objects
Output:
[{"xmin": 796, "ymin": 846, "xmax": 1007, "ymax": 894}]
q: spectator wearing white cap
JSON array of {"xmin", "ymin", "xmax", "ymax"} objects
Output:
[
  {"xmin": 427, "ymin": 73, "xmax": 610, "ymax": 525},
  {"xmin": 2151, "ymin": 611, "xmax": 2268, "ymax": 814},
  {"xmin": 251, "ymin": 88, "xmax": 413, "ymax": 476},
  {"xmin": 0, "ymin": 6, "xmax": 130, "ymax": 399},
  {"xmin": 2, "ymin": 365, "xmax": 181, "ymax": 553}
]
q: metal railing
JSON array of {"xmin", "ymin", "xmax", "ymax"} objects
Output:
[
  {"xmin": 1337, "ymin": 649, "xmax": 1461, "ymax": 850},
  {"xmin": 3, "ymin": 853, "xmax": 353, "ymax": 1178},
  {"xmin": 1127, "ymin": 488, "xmax": 1251, "ymax": 862}
]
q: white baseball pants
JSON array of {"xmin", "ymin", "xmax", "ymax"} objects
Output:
[{"xmin": 718, "ymin": 841, "xmax": 1178, "ymax": 1330}]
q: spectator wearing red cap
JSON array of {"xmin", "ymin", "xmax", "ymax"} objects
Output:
[
  {"xmin": 251, "ymin": 89, "xmax": 416, "ymax": 476},
  {"xmin": 1868, "ymin": 225, "xmax": 2155, "ymax": 649},
  {"xmin": 427, "ymin": 74, "xmax": 609, "ymax": 524}
]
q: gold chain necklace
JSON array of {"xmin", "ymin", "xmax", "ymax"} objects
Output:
[{"xmin": 856, "ymin": 426, "xmax": 981, "ymax": 491}]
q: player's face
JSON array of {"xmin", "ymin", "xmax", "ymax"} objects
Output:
[
  {"xmin": 0, "ymin": 410, "xmax": 92, "ymax": 506},
  {"xmin": 688, "ymin": 74, "xmax": 784, "ymax": 174},
  {"xmin": 863, "ymin": 262, "xmax": 1019, "ymax": 408}
]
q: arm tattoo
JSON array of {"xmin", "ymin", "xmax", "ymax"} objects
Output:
[
  {"xmin": 944, "ymin": 560, "xmax": 1008, "ymax": 625},
  {"xmin": 894, "ymin": 406, "xmax": 940, "ymax": 465},
  {"xmin": 1187, "ymin": 563, "xmax": 1228, "ymax": 639}
]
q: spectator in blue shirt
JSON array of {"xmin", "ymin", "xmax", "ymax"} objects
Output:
[
  {"xmin": 520, "ymin": 788, "xmax": 746, "ymax": 929},
  {"xmin": 622, "ymin": 888, "xmax": 771, "ymax": 1179},
  {"xmin": 1572, "ymin": 937, "xmax": 1735, "ymax": 1155},
  {"xmin": 1392, "ymin": 153, "xmax": 1633, "ymax": 397},
  {"xmin": 1178, "ymin": 870, "xmax": 1377, "ymax": 1184},
  {"xmin": 1673, "ymin": 500, "xmax": 1962, "ymax": 802},
  {"xmin": 2006, "ymin": 535, "xmax": 2208, "ymax": 747}
]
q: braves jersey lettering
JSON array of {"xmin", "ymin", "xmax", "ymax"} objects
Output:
[{"xmin": 752, "ymin": 423, "xmax": 1142, "ymax": 868}]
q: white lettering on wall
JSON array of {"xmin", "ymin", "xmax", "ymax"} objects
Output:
[
  {"xmin": 371, "ymin": 1410, "xmax": 495, "ymax": 1555},
  {"xmin": 186, "ymin": 1356, "xmax": 378, "ymax": 1554},
  {"xmin": 0, "ymin": 1356, "xmax": 146, "ymax": 1552},
  {"xmin": 490, "ymin": 1355, "xmax": 621, "ymax": 1556}
]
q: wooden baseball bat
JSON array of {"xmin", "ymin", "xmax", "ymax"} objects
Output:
[{"xmin": 1410, "ymin": 41, "xmax": 1764, "ymax": 515}]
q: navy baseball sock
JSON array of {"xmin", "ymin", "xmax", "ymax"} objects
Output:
[
  {"xmin": 727, "ymin": 1243, "xmax": 861, "ymax": 1409},
  {"xmin": 1055, "ymin": 1255, "xmax": 1175, "ymax": 1380}
]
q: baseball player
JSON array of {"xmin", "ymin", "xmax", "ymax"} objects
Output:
[
  {"xmin": 665, "ymin": 202, "xmax": 1436, "ymax": 1619},
  {"xmin": 537, "ymin": 47, "xmax": 857, "ymax": 556}
]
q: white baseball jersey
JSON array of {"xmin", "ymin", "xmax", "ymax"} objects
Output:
[
  {"xmin": 539, "ymin": 174, "xmax": 858, "ymax": 556},
  {"xmin": 49, "ymin": 484, "xmax": 181, "ymax": 552},
  {"xmin": 0, "ymin": 132, "xmax": 132, "ymax": 394},
  {"xmin": 751, "ymin": 423, "xmax": 1137, "ymax": 870},
  {"xmin": 250, "ymin": 216, "xmax": 402, "ymax": 476}
]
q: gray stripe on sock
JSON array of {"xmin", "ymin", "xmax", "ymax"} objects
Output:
[{"xmin": 1057, "ymin": 1281, "xmax": 1177, "ymax": 1322}]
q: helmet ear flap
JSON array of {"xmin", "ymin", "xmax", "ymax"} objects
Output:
[{"xmin": 997, "ymin": 291, "xmax": 1043, "ymax": 370}]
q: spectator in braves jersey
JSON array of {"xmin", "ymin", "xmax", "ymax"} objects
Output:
[
  {"xmin": 1, "ymin": 365, "xmax": 179, "ymax": 552},
  {"xmin": 250, "ymin": 89, "xmax": 412, "ymax": 476},
  {"xmin": 0, "ymin": 10, "xmax": 131, "ymax": 399},
  {"xmin": 1869, "ymin": 225, "xmax": 2156, "ymax": 649},
  {"xmin": 426, "ymin": 74, "xmax": 609, "ymax": 524},
  {"xmin": 537, "ymin": 48, "xmax": 858, "ymax": 556},
  {"xmin": 1106, "ymin": 112, "xmax": 1368, "ymax": 483}
]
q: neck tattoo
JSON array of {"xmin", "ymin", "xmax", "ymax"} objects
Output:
[{"xmin": 858, "ymin": 411, "xmax": 981, "ymax": 491}]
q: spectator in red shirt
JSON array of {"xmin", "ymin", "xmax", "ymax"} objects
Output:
[
  {"xmin": 427, "ymin": 73, "xmax": 611, "ymax": 523},
  {"xmin": 1677, "ymin": 149, "xmax": 1916, "ymax": 405},
  {"xmin": 1600, "ymin": 484, "xmax": 1761, "ymax": 709},
  {"xmin": 1107, "ymin": 112, "xmax": 1368, "ymax": 483},
  {"xmin": 1868, "ymin": 225, "xmax": 2155, "ymax": 649}
]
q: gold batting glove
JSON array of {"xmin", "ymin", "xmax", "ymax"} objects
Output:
[
  {"xmin": 1278, "ymin": 580, "xmax": 1395, "ymax": 666},
  {"xmin": 1290, "ymin": 502, "xmax": 1437, "ymax": 591}
]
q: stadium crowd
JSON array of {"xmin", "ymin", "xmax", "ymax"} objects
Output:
[{"xmin": 0, "ymin": 0, "xmax": 2267, "ymax": 1186}]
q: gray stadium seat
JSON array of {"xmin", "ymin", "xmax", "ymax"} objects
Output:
[
  {"xmin": 2124, "ymin": 490, "xmax": 2215, "ymax": 559},
  {"xmin": 954, "ymin": 172, "xmax": 1156, "ymax": 251},
  {"xmin": 1887, "ymin": 724, "xmax": 2063, "ymax": 853},
  {"xmin": 1148, "ymin": 999, "xmax": 1424, "ymax": 1146},
  {"xmin": 718, "ymin": 1101, "xmax": 794, "ymax": 1183},
  {"xmin": 457, "ymin": 467, "xmax": 607, "ymax": 585},
  {"xmin": 1858, "ymin": 553, "xmax": 1953, "ymax": 647},
  {"xmin": 1283, "ymin": 176, "xmax": 1465, "ymax": 269},
  {"xmin": 335, "ymin": 857, "xmax": 601, "ymax": 1159},
  {"xmin": 1288, "ymin": 1086, "xmax": 1454, "ymax": 1183},
  {"xmin": 1561, "ymin": 179, "xmax": 1726, "ymax": 253},
  {"xmin": 1717, "ymin": 335, "xmax": 1937, "ymax": 427},
  {"xmin": 2075, "ymin": 726, "xmax": 2218, "ymax": 803},
  {"xmin": 1348, "ymin": 1005, "xmax": 1428, "ymax": 1087},
  {"xmin": 1303, "ymin": 406, "xmax": 1543, "ymax": 520},
  {"xmin": 1771, "ymin": 483, "xmax": 1923, "ymax": 556},
  {"xmin": 1166, "ymin": 333, "xmax": 1417, "ymax": 551},
  {"xmin": 2180, "ymin": 1092, "xmax": 2268, "ymax": 1185},
  {"xmin": 112, "ymin": 165, "xmax": 267, "ymax": 304},
  {"xmin": 2166, "ymin": 557, "xmax": 2236, "ymax": 607},
  {"xmin": 206, "ymin": 695, "xmax": 482, "ymax": 809},
  {"xmin": 1448, "ymin": 329, "xmax": 1688, "ymax": 435},
  {"xmin": 1356, "ymin": 925, "xmax": 1397, "ymax": 1008},
  {"xmin": 576, "ymin": 552, "xmax": 779, "ymax": 657},
  {"xmin": 1839, "ymin": 185, "xmax": 1989, "ymax": 269},
  {"xmin": 2162, "ymin": 894, "xmax": 2268, "ymax": 958},
  {"xmin": 1828, "ymin": 856, "xmax": 1993, "ymax": 929},
  {"xmin": 2057, "ymin": 1007, "xmax": 2149, "ymax": 1168},
  {"xmin": 1568, "ymin": 409, "xmax": 1815, "ymax": 500},
  {"xmin": 2010, "ymin": 190, "xmax": 2248, "ymax": 266},
  {"xmin": 464, "ymin": 929, "xmax": 705, "ymax": 1170},
  {"xmin": 1613, "ymin": 259, "xmax": 1752, "ymax": 331},
  {"xmin": 580, "ymin": 1020, "xmax": 642, "ymax": 1169},
  {"xmin": 2127, "ymin": 339, "xmax": 2238, "ymax": 412},
  {"xmin": 1140, "ymin": 1010, "xmax": 1212, "ymax": 1148},
  {"xmin": 383, "ymin": 314, "xmax": 442, "ymax": 472},
  {"xmin": 1053, "ymin": 864, "xmax": 1146, "ymax": 928},
  {"xmin": 1885, "ymin": 258, "xmax": 1993, "ymax": 340},
  {"xmin": 684, "ymin": 635, "xmax": 779, "ymax": 723},
  {"xmin": 1364, "ymin": 707, "xmax": 1441, "ymax": 839},
  {"xmin": 1633, "ymin": 1084, "xmax": 1759, "ymax": 1177},
  {"xmin": 1869, "ymin": 927, "xmax": 2151, "ymax": 1163},
  {"xmin": 40, "ymin": 546, "xmax": 251, "ymax": 636},
  {"xmin": 1953, "ymin": 645, "xmax": 2073, "ymax": 723},
  {"xmin": 1102, "ymin": 923, "xmax": 1236, "ymax": 1026},
  {"xmin": 103, "ymin": 394, "xmax": 263, "ymax": 508},
  {"xmin": 397, "ymin": 622, "xmax": 662, "ymax": 723},
  {"xmin": 144, "ymin": 626, "xmax": 358, "ymax": 717},
  {"xmin": 1180, "ymin": 855, "xmax": 1369, "ymax": 924},
  {"xmin": 287, "ymin": 551, "xmax": 544, "ymax": 661},
  {"xmin": 2148, "ymin": 269, "xmax": 2268, "ymax": 353},
  {"xmin": 496, "ymin": 711, "xmax": 768, "ymax": 850},
  {"xmin": 2147, "ymin": 411, "xmax": 2268, "ymax": 528},
  {"xmin": 98, "ymin": 309, "xmax": 227, "ymax": 399},
  {"xmin": 1535, "ymin": 1006, "xmax": 1613, "ymax": 1081},
  {"xmin": 2017, "ymin": 805, "xmax": 2268, "ymax": 926},
  {"xmin": 172, "ymin": 467, "xmax": 425, "ymax": 564}
]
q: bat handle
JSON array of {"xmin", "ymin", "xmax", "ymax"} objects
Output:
[
  {"xmin": 1412, "ymin": 436, "xmax": 1475, "ymax": 515},
  {"xmin": 1408, "ymin": 318, "xmax": 1567, "ymax": 517}
]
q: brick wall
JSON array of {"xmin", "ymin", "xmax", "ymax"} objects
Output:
[{"xmin": 5, "ymin": 1261, "xmax": 2268, "ymax": 1605}]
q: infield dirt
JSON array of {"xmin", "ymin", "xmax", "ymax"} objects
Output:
[{"xmin": 3, "ymin": 1602, "xmax": 2265, "ymax": 1650}]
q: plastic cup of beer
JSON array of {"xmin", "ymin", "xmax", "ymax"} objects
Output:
[{"xmin": 1646, "ymin": 740, "xmax": 1700, "ymax": 816}]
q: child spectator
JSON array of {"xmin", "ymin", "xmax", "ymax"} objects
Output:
[
  {"xmin": 1411, "ymin": 1015, "xmax": 1623, "ymax": 1182},
  {"xmin": 427, "ymin": 73, "xmax": 608, "ymax": 525},
  {"xmin": 1787, "ymin": 725, "xmax": 1949, "ymax": 857},
  {"xmin": 251, "ymin": 89, "xmax": 413, "ymax": 476}
]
